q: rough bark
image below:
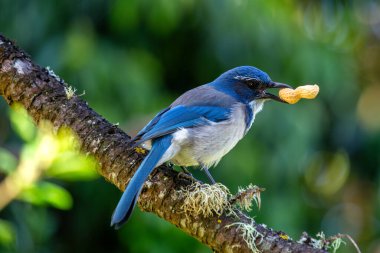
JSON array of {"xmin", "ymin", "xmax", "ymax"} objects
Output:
[{"xmin": 0, "ymin": 34, "xmax": 327, "ymax": 253}]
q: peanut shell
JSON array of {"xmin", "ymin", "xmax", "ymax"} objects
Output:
[
  {"xmin": 278, "ymin": 88, "xmax": 301, "ymax": 104},
  {"xmin": 279, "ymin": 84, "xmax": 319, "ymax": 104},
  {"xmin": 295, "ymin": 84, "xmax": 319, "ymax": 99}
]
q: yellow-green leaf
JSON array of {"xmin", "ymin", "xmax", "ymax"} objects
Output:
[
  {"xmin": 9, "ymin": 104, "xmax": 37, "ymax": 142},
  {"xmin": 0, "ymin": 219, "xmax": 15, "ymax": 248},
  {"xmin": 0, "ymin": 148, "xmax": 17, "ymax": 174},
  {"xmin": 18, "ymin": 182, "xmax": 73, "ymax": 210},
  {"xmin": 47, "ymin": 151, "xmax": 98, "ymax": 181}
]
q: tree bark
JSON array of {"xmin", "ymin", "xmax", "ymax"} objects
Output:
[{"xmin": 0, "ymin": 34, "xmax": 327, "ymax": 253}]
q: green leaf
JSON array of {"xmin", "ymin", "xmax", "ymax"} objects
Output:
[
  {"xmin": 47, "ymin": 151, "xmax": 98, "ymax": 181},
  {"xmin": 18, "ymin": 182, "xmax": 73, "ymax": 210},
  {"xmin": 0, "ymin": 219, "xmax": 15, "ymax": 248},
  {"xmin": 0, "ymin": 148, "xmax": 17, "ymax": 174},
  {"xmin": 9, "ymin": 104, "xmax": 37, "ymax": 142}
]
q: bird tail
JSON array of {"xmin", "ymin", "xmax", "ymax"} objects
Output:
[{"xmin": 110, "ymin": 135, "xmax": 173, "ymax": 229}]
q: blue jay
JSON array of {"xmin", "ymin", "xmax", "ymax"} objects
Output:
[{"xmin": 111, "ymin": 66, "xmax": 291, "ymax": 229}]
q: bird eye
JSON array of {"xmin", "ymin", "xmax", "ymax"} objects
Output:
[
  {"xmin": 247, "ymin": 81, "xmax": 255, "ymax": 88},
  {"xmin": 234, "ymin": 76, "xmax": 265, "ymax": 90},
  {"xmin": 247, "ymin": 79, "xmax": 263, "ymax": 89}
]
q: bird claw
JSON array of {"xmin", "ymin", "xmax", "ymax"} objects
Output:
[{"xmin": 177, "ymin": 171, "xmax": 196, "ymax": 183}]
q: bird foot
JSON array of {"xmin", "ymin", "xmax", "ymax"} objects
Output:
[{"xmin": 177, "ymin": 171, "xmax": 196, "ymax": 183}]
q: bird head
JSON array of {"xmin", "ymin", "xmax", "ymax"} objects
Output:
[{"xmin": 215, "ymin": 66, "xmax": 292, "ymax": 103}]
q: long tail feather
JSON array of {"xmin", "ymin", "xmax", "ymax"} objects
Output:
[{"xmin": 111, "ymin": 135, "xmax": 173, "ymax": 229}]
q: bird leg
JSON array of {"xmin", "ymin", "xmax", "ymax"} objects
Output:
[{"xmin": 202, "ymin": 166, "xmax": 216, "ymax": 185}]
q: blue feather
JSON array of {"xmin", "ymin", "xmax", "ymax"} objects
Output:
[
  {"xmin": 217, "ymin": 66, "xmax": 271, "ymax": 83},
  {"xmin": 244, "ymin": 103, "xmax": 254, "ymax": 129},
  {"xmin": 132, "ymin": 107, "xmax": 170, "ymax": 142},
  {"xmin": 111, "ymin": 135, "xmax": 173, "ymax": 229},
  {"xmin": 135, "ymin": 105, "xmax": 230, "ymax": 144}
]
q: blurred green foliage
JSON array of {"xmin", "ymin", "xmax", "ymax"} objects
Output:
[
  {"xmin": 0, "ymin": 149, "xmax": 17, "ymax": 174},
  {"xmin": 0, "ymin": 106, "xmax": 98, "ymax": 253},
  {"xmin": 0, "ymin": 220, "xmax": 15, "ymax": 250},
  {"xmin": 1, "ymin": 0, "xmax": 380, "ymax": 252},
  {"xmin": 19, "ymin": 182, "xmax": 73, "ymax": 211}
]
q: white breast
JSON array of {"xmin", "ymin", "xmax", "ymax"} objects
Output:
[{"xmin": 245, "ymin": 100, "xmax": 264, "ymax": 132}]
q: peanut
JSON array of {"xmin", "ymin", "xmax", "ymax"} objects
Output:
[{"xmin": 279, "ymin": 84, "xmax": 319, "ymax": 104}]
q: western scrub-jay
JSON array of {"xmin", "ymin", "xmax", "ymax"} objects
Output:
[{"xmin": 111, "ymin": 66, "xmax": 292, "ymax": 229}]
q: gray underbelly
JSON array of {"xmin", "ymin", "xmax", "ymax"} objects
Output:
[{"xmin": 170, "ymin": 120, "xmax": 246, "ymax": 168}]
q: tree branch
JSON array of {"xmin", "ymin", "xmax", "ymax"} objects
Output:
[{"xmin": 0, "ymin": 34, "xmax": 327, "ymax": 253}]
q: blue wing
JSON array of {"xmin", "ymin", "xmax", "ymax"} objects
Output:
[
  {"xmin": 132, "ymin": 107, "xmax": 170, "ymax": 142},
  {"xmin": 134, "ymin": 105, "xmax": 231, "ymax": 145}
]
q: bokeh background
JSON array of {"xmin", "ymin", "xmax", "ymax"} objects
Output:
[{"xmin": 1, "ymin": 0, "xmax": 380, "ymax": 252}]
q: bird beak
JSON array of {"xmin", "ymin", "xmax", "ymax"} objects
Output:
[
  {"xmin": 268, "ymin": 81, "xmax": 292, "ymax": 89},
  {"xmin": 260, "ymin": 81, "xmax": 293, "ymax": 103}
]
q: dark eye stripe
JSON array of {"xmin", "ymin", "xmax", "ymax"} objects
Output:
[
  {"xmin": 249, "ymin": 82, "xmax": 263, "ymax": 89},
  {"xmin": 234, "ymin": 76, "xmax": 265, "ymax": 89}
]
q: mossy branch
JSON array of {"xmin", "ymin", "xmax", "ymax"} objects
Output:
[{"xmin": 0, "ymin": 34, "xmax": 328, "ymax": 253}]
